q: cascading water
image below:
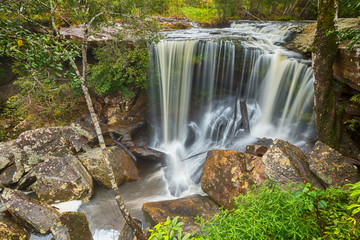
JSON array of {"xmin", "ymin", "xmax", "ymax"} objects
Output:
[{"xmin": 148, "ymin": 21, "xmax": 315, "ymax": 196}]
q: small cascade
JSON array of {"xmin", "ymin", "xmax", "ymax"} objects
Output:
[{"xmin": 148, "ymin": 22, "xmax": 314, "ymax": 196}]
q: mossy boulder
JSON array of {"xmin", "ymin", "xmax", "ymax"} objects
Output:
[
  {"xmin": 201, "ymin": 150, "xmax": 266, "ymax": 209},
  {"xmin": 308, "ymin": 141, "xmax": 360, "ymax": 186},
  {"xmin": 142, "ymin": 194, "xmax": 219, "ymax": 234},
  {"xmin": 18, "ymin": 155, "xmax": 93, "ymax": 204},
  {"xmin": 0, "ymin": 218, "xmax": 30, "ymax": 240},
  {"xmin": 0, "ymin": 188, "xmax": 60, "ymax": 234},
  {"xmin": 261, "ymin": 138, "xmax": 323, "ymax": 188},
  {"xmin": 77, "ymin": 146, "xmax": 139, "ymax": 189},
  {"xmin": 50, "ymin": 212, "xmax": 93, "ymax": 240}
]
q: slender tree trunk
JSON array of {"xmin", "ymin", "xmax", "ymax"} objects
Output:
[{"xmin": 312, "ymin": 0, "xmax": 340, "ymax": 148}]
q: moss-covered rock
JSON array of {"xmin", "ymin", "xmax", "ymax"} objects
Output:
[
  {"xmin": 0, "ymin": 218, "xmax": 30, "ymax": 240},
  {"xmin": 77, "ymin": 146, "xmax": 139, "ymax": 189},
  {"xmin": 50, "ymin": 212, "xmax": 93, "ymax": 240},
  {"xmin": 0, "ymin": 188, "xmax": 60, "ymax": 234},
  {"xmin": 201, "ymin": 150, "xmax": 266, "ymax": 209}
]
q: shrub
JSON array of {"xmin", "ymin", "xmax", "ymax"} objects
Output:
[{"xmin": 148, "ymin": 216, "xmax": 196, "ymax": 240}]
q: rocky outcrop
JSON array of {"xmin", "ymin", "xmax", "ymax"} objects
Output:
[
  {"xmin": 308, "ymin": 141, "xmax": 360, "ymax": 186},
  {"xmin": 142, "ymin": 194, "xmax": 219, "ymax": 234},
  {"xmin": 0, "ymin": 125, "xmax": 93, "ymax": 186},
  {"xmin": 0, "ymin": 218, "xmax": 30, "ymax": 240},
  {"xmin": 245, "ymin": 145, "xmax": 269, "ymax": 157},
  {"xmin": 51, "ymin": 212, "xmax": 93, "ymax": 240},
  {"xmin": 0, "ymin": 188, "xmax": 60, "ymax": 234},
  {"xmin": 261, "ymin": 139, "xmax": 323, "ymax": 189},
  {"xmin": 77, "ymin": 146, "xmax": 140, "ymax": 189},
  {"xmin": 201, "ymin": 150, "xmax": 266, "ymax": 209},
  {"xmin": 18, "ymin": 155, "xmax": 93, "ymax": 204}
]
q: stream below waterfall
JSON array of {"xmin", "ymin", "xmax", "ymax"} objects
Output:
[{"xmin": 30, "ymin": 21, "xmax": 316, "ymax": 240}]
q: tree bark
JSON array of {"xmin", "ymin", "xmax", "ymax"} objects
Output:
[{"xmin": 312, "ymin": 0, "xmax": 340, "ymax": 148}]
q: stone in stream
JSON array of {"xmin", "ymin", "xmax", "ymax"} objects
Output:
[
  {"xmin": 0, "ymin": 188, "xmax": 60, "ymax": 234},
  {"xmin": 142, "ymin": 194, "xmax": 219, "ymax": 234},
  {"xmin": 77, "ymin": 146, "xmax": 140, "ymax": 189},
  {"xmin": 201, "ymin": 150, "xmax": 267, "ymax": 209},
  {"xmin": 308, "ymin": 141, "xmax": 360, "ymax": 187},
  {"xmin": 0, "ymin": 218, "xmax": 30, "ymax": 240},
  {"xmin": 129, "ymin": 146, "xmax": 166, "ymax": 163},
  {"xmin": 18, "ymin": 155, "xmax": 93, "ymax": 204},
  {"xmin": 50, "ymin": 212, "xmax": 93, "ymax": 240},
  {"xmin": 261, "ymin": 138, "xmax": 324, "ymax": 189},
  {"xmin": 245, "ymin": 145, "xmax": 269, "ymax": 157}
]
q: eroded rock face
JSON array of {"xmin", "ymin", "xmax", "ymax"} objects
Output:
[
  {"xmin": 51, "ymin": 212, "xmax": 93, "ymax": 240},
  {"xmin": 0, "ymin": 125, "xmax": 93, "ymax": 187},
  {"xmin": 19, "ymin": 155, "xmax": 93, "ymax": 204},
  {"xmin": 308, "ymin": 141, "xmax": 360, "ymax": 186},
  {"xmin": 0, "ymin": 188, "xmax": 60, "ymax": 234},
  {"xmin": 77, "ymin": 146, "xmax": 140, "ymax": 189},
  {"xmin": 142, "ymin": 194, "xmax": 219, "ymax": 234},
  {"xmin": 261, "ymin": 139, "xmax": 323, "ymax": 188},
  {"xmin": 0, "ymin": 218, "xmax": 30, "ymax": 240},
  {"xmin": 201, "ymin": 150, "xmax": 266, "ymax": 209}
]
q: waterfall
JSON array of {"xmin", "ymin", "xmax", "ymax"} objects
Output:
[{"xmin": 148, "ymin": 22, "xmax": 314, "ymax": 196}]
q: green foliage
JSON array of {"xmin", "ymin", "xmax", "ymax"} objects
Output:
[
  {"xmin": 177, "ymin": 7, "xmax": 218, "ymax": 24},
  {"xmin": 149, "ymin": 216, "xmax": 196, "ymax": 240},
  {"xmin": 88, "ymin": 39, "xmax": 150, "ymax": 98},
  {"xmin": 348, "ymin": 181, "xmax": 360, "ymax": 216},
  {"xmin": 197, "ymin": 182, "xmax": 360, "ymax": 240}
]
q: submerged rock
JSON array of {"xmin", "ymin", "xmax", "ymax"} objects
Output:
[
  {"xmin": 0, "ymin": 218, "xmax": 30, "ymax": 240},
  {"xmin": 51, "ymin": 212, "xmax": 93, "ymax": 240},
  {"xmin": 77, "ymin": 146, "xmax": 140, "ymax": 189},
  {"xmin": 201, "ymin": 150, "xmax": 266, "ymax": 209},
  {"xmin": 19, "ymin": 155, "xmax": 93, "ymax": 204},
  {"xmin": 308, "ymin": 141, "xmax": 360, "ymax": 186},
  {"xmin": 261, "ymin": 138, "xmax": 323, "ymax": 189},
  {"xmin": 0, "ymin": 188, "xmax": 60, "ymax": 234},
  {"xmin": 142, "ymin": 194, "xmax": 219, "ymax": 234}
]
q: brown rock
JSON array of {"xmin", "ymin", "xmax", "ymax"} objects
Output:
[
  {"xmin": 0, "ymin": 218, "xmax": 30, "ymax": 240},
  {"xmin": 333, "ymin": 47, "xmax": 360, "ymax": 91},
  {"xmin": 129, "ymin": 146, "xmax": 166, "ymax": 163},
  {"xmin": 77, "ymin": 146, "xmax": 139, "ymax": 189},
  {"xmin": 201, "ymin": 150, "xmax": 266, "ymax": 209},
  {"xmin": 245, "ymin": 145, "xmax": 269, "ymax": 157},
  {"xmin": 143, "ymin": 194, "xmax": 219, "ymax": 234},
  {"xmin": 261, "ymin": 138, "xmax": 323, "ymax": 188},
  {"xmin": 19, "ymin": 155, "xmax": 93, "ymax": 204},
  {"xmin": 308, "ymin": 141, "xmax": 360, "ymax": 186},
  {"xmin": 51, "ymin": 212, "xmax": 93, "ymax": 240},
  {"xmin": 0, "ymin": 188, "xmax": 60, "ymax": 234}
]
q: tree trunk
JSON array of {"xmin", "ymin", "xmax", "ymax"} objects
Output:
[{"xmin": 312, "ymin": 0, "xmax": 339, "ymax": 148}]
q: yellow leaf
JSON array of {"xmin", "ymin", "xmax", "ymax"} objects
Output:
[{"xmin": 17, "ymin": 40, "xmax": 23, "ymax": 47}]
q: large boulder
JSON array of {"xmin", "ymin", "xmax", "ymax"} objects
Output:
[
  {"xmin": 51, "ymin": 212, "xmax": 93, "ymax": 240},
  {"xmin": 77, "ymin": 146, "xmax": 140, "ymax": 189},
  {"xmin": 142, "ymin": 194, "xmax": 219, "ymax": 234},
  {"xmin": 0, "ymin": 218, "xmax": 30, "ymax": 240},
  {"xmin": 308, "ymin": 141, "xmax": 360, "ymax": 186},
  {"xmin": 0, "ymin": 188, "xmax": 60, "ymax": 234},
  {"xmin": 261, "ymin": 139, "xmax": 323, "ymax": 188},
  {"xmin": 201, "ymin": 150, "xmax": 266, "ymax": 209},
  {"xmin": 18, "ymin": 155, "xmax": 93, "ymax": 203},
  {"xmin": 0, "ymin": 125, "xmax": 93, "ymax": 186}
]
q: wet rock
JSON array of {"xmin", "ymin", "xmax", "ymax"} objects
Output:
[
  {"xmin": 50, "ymin": 212, "xmax": 93, "ymax": 240},
  {"xmin": 142, "ymin": 194, "xmax": 219, "ymax": 234},
  {"xmin": 0, "ymin": 126, "xmax": 93, "ymax": 186},
  {"xmin": 344, "ymin": 103, "xmax": 360, "ymax": 116},
  {"xmin": 0, "ymin": 218, "xmax": 30, "ymax": 240},
  {"xmin": 77, "ymin": 146, "xmax": 139, "ymax": 189},
  {"xmin": 129, "ymin": 146, "xmax": 166, "ymax": 163},
  {"xmin": 253, "ymin": 137, "xmax": 273, "ymax": 147},
  {"xmin": 201, "ymin": 150, "xmax": 266, "ymax": 209},
  {"xmin": 245, "ymin": 145, "xmax": 269, "ymax": 157},
  {"xmin": 118, "ymin": 219, "xmax": 142, "ymax": 240},
  {"xmin": 19, "ymin": 155, "xmax": 93, "ymax": 204},
  {"xmin": 261, "ymin": 138, "xmax": 323, "ymax": 188},
  {"xmin": 0, "ymin": 188, "xmax": 60, "ymax": 234},
  {"xmin": 308, "ymin": 141, "xmax": 360, "ymax": 186},
  {"xmin": 109, "ymin": 119, "xmax": 146, "ymax": 148}
]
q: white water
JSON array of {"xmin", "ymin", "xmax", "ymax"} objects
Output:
[{"xmin": 148, "ymin": 21, "xmax": 314, "ymax": 196}]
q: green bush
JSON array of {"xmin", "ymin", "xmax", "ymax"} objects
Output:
[
  {"xmin": 196, "ymin": 181, "xmax": 360, "ymax": 240},
  {"xmin": 149, "ymin": 216, "xmax": 196, "ymax": 240}
]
